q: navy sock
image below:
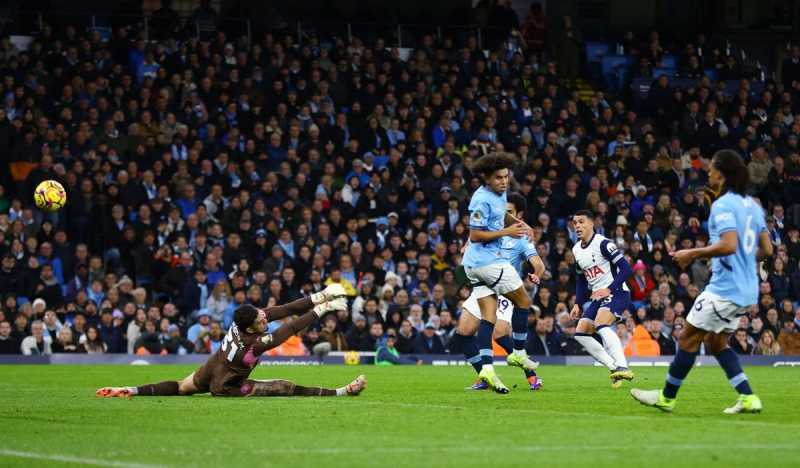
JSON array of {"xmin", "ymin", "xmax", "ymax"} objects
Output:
[
  {"xmin": 495, "ymin": 334, "xmax": 513, "ymax": 354},
  {"xmin": 663, "ymin": 348, "xmax": 698, "ymax": 399},
  {"xmin": 477, "ymin": 320, "xmax": 495, "ymax": 366},
  {"xmin": 511, "ymin": 307, "xmax": 529, "ymax": 351},
  {"xmin": 457, "ymin": 333, "xmax": 482, "ymax": 373},
  {"xmin": 716, "ymin": 348, "xmax": 753, "ymax": 395}
]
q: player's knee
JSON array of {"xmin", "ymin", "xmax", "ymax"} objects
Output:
[
  {"xmin": 509, "ymin": 290, "xmax": 531, "ymax": 308},
  {"xmin": 705, "ymin": 334, "xmax": 729, "ymax": 355},
  {"xmin": 239, "ymin": 382, "xmax": 254, "ymax": 397},
  {"xmin": 493, "ymin": 321, "xmax": 510, "ymax": 337},
  {"xmin": 678, "ymin": 330, "xmax": 702, "ymax": 352},
  {"xmin": 178, "ymin": 376, "xmax": 197, "ymax": 395},
  {"xmin": 575, "ymin": 319, "xmax": 593, "ymax": 334},
  {"xmin": 457, "ymin": 316, "xmax": 478, "ymax": 336}
]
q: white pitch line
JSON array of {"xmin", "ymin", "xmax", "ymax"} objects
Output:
[
  {"xmin": 0, "ymin": 449, "xmax": 169, "ymax": 468},
  {"xmin": 249, "ymin": 443, "xmax": 799, "ymax": 455}
]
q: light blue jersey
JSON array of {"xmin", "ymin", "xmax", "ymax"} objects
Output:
[
  {"xmin": 462, "ymin": 186, "xmax": 507, "ymax": 268},
  {"xmin": 501, "ymin": 236, "xmax": 538, "ymax": 277},
  {"xmin": 706, "ymin": 192, "xmax": 766, "ymax": 307}
]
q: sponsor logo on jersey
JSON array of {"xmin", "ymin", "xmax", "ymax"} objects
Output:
[{"xmin": 585, "ymin": 265, "xmax": 605, "ymax": 279}]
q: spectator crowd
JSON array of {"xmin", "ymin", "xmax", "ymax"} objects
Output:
[{"xmin": 1, "ymin": 3, "xmax": 800, "ymax": 360}]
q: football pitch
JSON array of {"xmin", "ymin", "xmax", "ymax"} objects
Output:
[{"xmin": 0, "ymin": 365, "xmax": 799, "ymax": 467}]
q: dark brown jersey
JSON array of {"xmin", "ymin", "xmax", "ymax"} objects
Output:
[{"xmin": 192, "ymin": 324, "xmax": 272, "ymax": 395}]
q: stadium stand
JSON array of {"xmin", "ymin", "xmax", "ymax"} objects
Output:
[{"xmin": 0, "ymin": 2, "xmax": 799, "ymax": 360}]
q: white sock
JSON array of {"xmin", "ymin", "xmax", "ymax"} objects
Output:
[
  {"xmin": 514, "ymin": 349, "xmax": 526, "ymax": 357},
  {"xmin": 482, "ymin": 364, "xmax": 494, "ymax": 372},
  {"xmin": 598, "ymin": 326, "xmax": 628, "ymax": 369},
  {"xmin": 336, "ymin": 387, "xmax": 347, "ymax": 396},
  {"xmin": 128, "ymin": 387, "xmax": 139, "ymax": 395},
  {"xmin": 574, "ymin": 334, "xmax": 616, "ymax": 370}
]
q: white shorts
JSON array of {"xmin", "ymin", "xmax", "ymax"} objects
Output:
[
  {"xmin": 464, "ymin": 263, "xmax": 523, "ymax": 298},
  {"xmin": 463, "ymin": 292, "xmax": 513, "ymax": 323},
  {"xmin": 686, "ymin": 290, "xmax": 749, "ymax": 334}
]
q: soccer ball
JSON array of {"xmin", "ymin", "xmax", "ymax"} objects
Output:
[{"xmin": 34, "ymin": 180, "xmax": 67, "ymax": 212}]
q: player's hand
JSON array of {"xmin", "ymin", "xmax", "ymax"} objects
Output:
[
  {"xmin": 670, "ymin": 249, "xmax": 695, "ymax": 269},
  {"xmin": 570, "ymin": 304, "xmax": 580, "ymax": 320},
  {"xmin": 590, "ymin": 288, "xmax": 610, "ymax": 300},
  {"xmin": 505, "ymin": 223, "xmax": 528, "ymax": 238},
  {"xmin": 527, "ymin": 273, "xmax": 540, "ymax": 284}
]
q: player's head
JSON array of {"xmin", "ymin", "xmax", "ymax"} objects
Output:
[
  {"xmin": 234, "ymin": 305, "xmax": 267, "ymax": 333},
  {"xmin": 471, "ymin": 152, "xmax": 517, "ymax": 194},
  {"xmin": 506, "ymin": 192, "xmax": 527, "ymax": 219},
  {"xmin": 710, "ymin": 149, "xmax": 749, "ymax": 195},
  {"xmin": 572, "ymin": 209, "xmax": 595, "ymax": 241}
]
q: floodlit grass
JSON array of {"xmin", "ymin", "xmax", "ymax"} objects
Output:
[{"xmin": 0, "ymin": 365, "xmax": 798, "ymax": 467}]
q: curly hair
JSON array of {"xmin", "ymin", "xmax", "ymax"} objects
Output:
[{"xmin": 471, "ymin": 152, "xmax": 518, "ymax": 178}]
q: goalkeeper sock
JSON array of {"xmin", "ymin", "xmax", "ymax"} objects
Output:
[{"xmin": 135, "ymin": 381, "xmax": 180, "ymax": 396}]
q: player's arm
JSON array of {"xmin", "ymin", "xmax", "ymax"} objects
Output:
[
  {"xmin": 593, "ymin": 240, "xmax": 633, "ymax": 298},
  {"xmin": 506, "ymin": 212, "xmax": 535, "ymax": 241},
  {"xmin": 524, "ymin": 239, "xmax": 545, "ymax": 282},
  {"xmin": 260, "ymin": 297, "xmax": 313, "ymax": 322},
  {"xmin": 672, "ymin": 204, "xmax": 739, "ymax": 268},
  {"xmin": 757, "ymin": 230, "xmax": 773, "ymax": 260},
  {"xmin": 250, "ymin": 311, "xmax": 318, "ymax": 357},
  {"xmin": 468, "ymin": 201, "xmax": 526, "ymax": 242},
  {"xmin": 572, "ymin": 272, "xmax": 588, "ymax": 319},
  {"xmin": 671, "ymin": 231, "xmax": 737, "ymax": 268}
]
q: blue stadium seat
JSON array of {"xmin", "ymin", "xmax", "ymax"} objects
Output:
[
  {"xmin": 586, "ymin": 42, "xmax": 609, "ymax": 63},
  {"xmin": 704, "ymin": 68, "xmax": 718, "ymax": 81},
  {"xmin": 659, "ymin": 55, "xmax": 676, "ymax": 68},
  {"xmin": 653, "ymin": 67, "xmax": 676, "ymax": 79}
]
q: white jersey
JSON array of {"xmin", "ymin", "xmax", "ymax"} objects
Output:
[{"xmin": 572, "ymin": 234, "xmax": 629, "ymax": 293}]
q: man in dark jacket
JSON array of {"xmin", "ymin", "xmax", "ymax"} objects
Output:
[
  {"xmin": 396, "ymin": 319, "xmax": 418, "ymax": 354},
  {"xmin": 526, "ymin": 316, "xmax": 561, "ymax": 356},
  {"xmin": 0, "ymin": 254, "xmax": 19, "ymax": 297},
  {"xmin": 346, "ymin": 315, "xmax": 373, "ymax": 351},
  {"xmin": 414, "ymin": 323, "xmax": 446, "ymax": 354}
]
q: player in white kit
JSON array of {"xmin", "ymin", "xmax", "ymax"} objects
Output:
[{"xmin": 571, "ymin": 210, "xmax": 636, "ymax": 388}]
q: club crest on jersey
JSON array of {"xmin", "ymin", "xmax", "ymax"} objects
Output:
[{"xmin": 585, "ymin": 265, "xmax": 605, "ymax": 279}]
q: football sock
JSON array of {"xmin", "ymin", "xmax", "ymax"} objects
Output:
[
  {"xmin": 575, "ymin": 333, "xmax": 616, "ymax": 370},
  {"xmin": 495, "ymin": 334, "xmax": 513, "ymax": 354},
  {"xmin": 511, "ymin": 307, "xmax": 529, "ymax": 356},
  {"xmin": 478, "ymin": 319, "xmax": 495, "ymax": 369},
  {"xmin": 597, "ymin": 325, "xmax": 628, "ymax": 369},
  {"xmin": 663, "ymin": 348, "xmax": 698, "ymax": 399},
  {"xmin": 454, "ymin": 333, "xmax": 482, "ymax": 373},
  {"xmin": 293, "ymin": 385, "xmax": 337, "ymax": 396},
  {"xmin": 135, "ymin": 381, "xmax": 180, "ymax": 396},
  {"xmin": 715, "ymin": 348, "xmax": 753, "ymax": 395}
]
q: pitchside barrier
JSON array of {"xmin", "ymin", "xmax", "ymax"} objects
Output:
[{"xmin": 1, "ymin": 353, "xmax": 799, "ymax": 367}]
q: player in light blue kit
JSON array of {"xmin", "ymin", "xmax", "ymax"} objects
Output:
[
  {"xmin": 455, "ymin": 193, "xmax": 546, "ymax": 391},
  {"xmin": 461, "ymin": 153, "xmax": 538, "ymax": 393},
  {"xmin": 631, "ymin": 150, "xmax": 773, "ymax": 414}
]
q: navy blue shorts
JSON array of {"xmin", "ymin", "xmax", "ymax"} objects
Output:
[{"xmin": 581, "ymin": 291, "xmax": 631, "ymax": 322}]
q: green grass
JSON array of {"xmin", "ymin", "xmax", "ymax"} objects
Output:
[{"xmin": 0, "ymin": 365, "xmax": 799, "ymax": 467}]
